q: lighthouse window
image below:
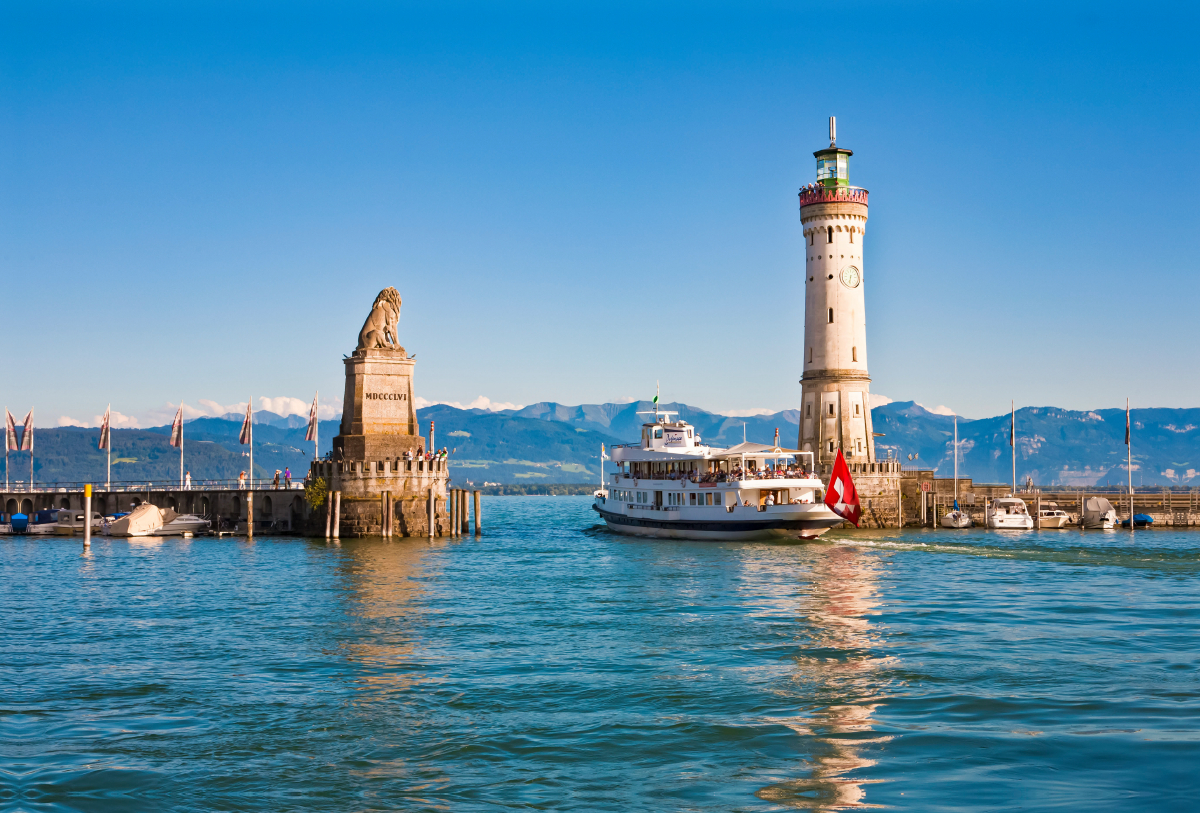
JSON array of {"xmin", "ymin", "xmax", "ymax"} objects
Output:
[
  {"xmin": 806, "ymin": 404, "xmax": 811, "ymax": 418},
  {"xmin": 807, "ymin": 347, "xmax": 812, "ymax": 364},
  {"xmin": 827, "ymin": 226, "xmax": 833, "ymax": 243},
  {"xmin": 828, "ymin": 308, "xmax": 834, "ymax": 323},
  {"xmin": 828, "ymin": 441, "xmax": 835, "ymax": 452},
  {"xmin": 828, "ymin": 403, "xmax": 835, "ymax": 416},
  {"xmin": 849, "ymin": 230, "xmax": 854, "ymax": 243},
  {"xmin": 809, "ymin": 232, "xmax": 814, "ymax": 246},
  {"xmin": 854, "ymin": 403, "xmax": 860, "ymax": 415},
  {"xmin": 852, "ymin": 346, "xmax": 857, "ymax": 362}
]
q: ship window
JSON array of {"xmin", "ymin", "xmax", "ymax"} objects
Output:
[
  {"xmin": 827, "ymin": 226, "xmax": 833, "ymax": 243},
  {"xmin": 654, "ymin": 428, "xmax": 662, "ymax": 439},
  {"xmin": 852, "ymin": 346, "xmax": 857, "ymax": 362},
  {"xmin": 689, "ymin": 493, "xmax": 696, "ymax": 505},
  {"xmin": 687, "ymin": 429, "xmax": 692, "ymax": 438},
  {"xmin": 828, "ymin": 308, "xmax": 833, "ymax": 323}
]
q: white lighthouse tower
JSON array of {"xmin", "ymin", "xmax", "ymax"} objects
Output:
[{"xmin": 798, "ymin": 117, "xmax": 878, "ymax": 473}]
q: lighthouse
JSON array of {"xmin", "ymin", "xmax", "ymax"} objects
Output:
[{"xmin": 798, "ymin": 117, "xmax": 877, "ymax": 473}]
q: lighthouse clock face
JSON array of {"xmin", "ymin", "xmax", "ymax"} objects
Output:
[{"xmin": 839, "ymin": 265, "xmax": 861, "ymax": 288}]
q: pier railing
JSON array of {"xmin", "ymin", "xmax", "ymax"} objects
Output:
[{"xmin": 0, "ymin": 478, "xmax": 306, "ymax": 493}]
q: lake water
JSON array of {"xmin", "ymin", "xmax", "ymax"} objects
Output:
[{"xmin": 3, "ymin": 496, "xmax": 1197, "ymax": 811}]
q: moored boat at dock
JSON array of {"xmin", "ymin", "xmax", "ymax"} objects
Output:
[
  {"xmin": 593, "ymin": 409, "xmax": 844, "ymax": 541},
  {"xmin": 986, "ymin": 496, "xmax": 1034, "ymax": 530}
]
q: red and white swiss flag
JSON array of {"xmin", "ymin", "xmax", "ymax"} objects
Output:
[{"xmin": 823, "ymin": 448, "xmax": 862, "ymax": 527}]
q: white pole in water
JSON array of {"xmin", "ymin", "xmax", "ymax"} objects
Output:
[{"xmin": 83, "ymin": 483, "xmax": 92, "ymax": 548}]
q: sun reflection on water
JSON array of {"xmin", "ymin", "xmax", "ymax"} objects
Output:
[{"xmin": 756, "ymin": 544, "xmax": 893, "ymax": 809}]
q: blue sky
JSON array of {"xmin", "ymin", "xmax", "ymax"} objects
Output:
[{"xmin": 3, "ymin": 1, "xmax": 1198, "ymax": 427}]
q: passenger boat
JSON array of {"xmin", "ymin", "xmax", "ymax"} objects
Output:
[
  {"xmin": 1081, "ymin": 496, "xmax": 1117, "ymax": 530},
  {"xmin": 986, "ymin": 496, "xmax": 1034, "ymax": 530},
  {"xmin": 1037, "ymin": 502, "xmax": 1071, "ymax": 528},
  {"xmin": 593, "ymin": 410, "xmax": 844, "ymax": 541}
]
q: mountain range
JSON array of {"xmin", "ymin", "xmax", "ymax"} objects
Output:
[{"xmin": 5, "ymin": 401, "xmax": 1197, "ymax": 488}]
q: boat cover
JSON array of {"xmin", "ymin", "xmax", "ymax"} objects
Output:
[
  {"xmin": 107, "ymin": 504, "xmax": 174, "ymax": 536},
  {"xmin": 1083, "ymin": 497, "xmax": 1115, "ymax": 513}
]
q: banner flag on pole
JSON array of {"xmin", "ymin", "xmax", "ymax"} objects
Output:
[
  {"xmin": 99, "ymin": 405, "xmax": 111, "ymax": 451},
  {"xmin": 169, "ymin": 405, "xmax": 184, "ymax": 448},
  {"xmin": 1125, "ymin": 403, "xmax": 1131, "ymax": 445},
  {"xmin": 19, "ymin": 409, "xmax": 33, "ymax": 451},
  {"xmin": 823, "ymin": 448, "xmax": 862, "ymax": 527},
  {"xmin": 239, "ymin": 401, "xmax": 253, "ymax": 445},
  {"xmin": 305, "ymin": 393, "xmax": 319, "ymax": 442},
  {"xmin": 5, "ymin": 409, "xmax": 17, "ymax": 452},
  {"xmin": 1009, "ymin": 404, "xmax": 1015, "ymax": 447}
]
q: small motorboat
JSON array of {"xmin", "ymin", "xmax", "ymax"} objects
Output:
[
  {"xmin": 55, "ymin": 510, "xmax": 105, "ymax": 535},
  {"xmin": 1082, "ymin": 496, "xmax": 1118, "ymax": 530},
  {"xmin": 103, "ymin": 504, "xmax": 210, "ymax": 537},
  {"xmin": 27, "ymin": 509, "xmax": 67, "ymax": 535},
  {"xmin": 160, "ymin": 514, "xmax": 211, "ymax": 535},
  {"xmin": 987, "ymin": 496, "xmax": 1034, "ymax": 530},
  {"xmin": 8, "ymin": 513, "xmax": 28, "ymax": 533},
  {"xmin": 1037, "ymin": 502, "xmax": 1071, "ymax": 529},
  {"xmin": 1120, "ymin": 513, "xmax": 1154, "ymax": 529}
]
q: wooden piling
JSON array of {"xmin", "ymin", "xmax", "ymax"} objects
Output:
[
  {"xmin": 1035, "ymin": 495, "xmax": 1042, "ymax": 529},
  {"xmin": 473, "ymin": 490, "xmax": 481, "ymax": 537},
  {"xmin": 428, "ymin": 487, "xmax": 435, "ymax": 538},
  {"xmin": 450, "ymin": 489, "xmax": 457, "ymax": 537},
  {"xmin": 325, "ymin": 492, "xmax": 332, "ymax": 538},
  {"xmin": 248, "ymin": 490, "xmax": 255, "ymax": 538},
  {"xmin": 461, "ymin": 489, "xmax": 469, "ymax": 535},
  {"xmin": 332, "ymin": 491, "xmax": 341, "ymax": 538}
]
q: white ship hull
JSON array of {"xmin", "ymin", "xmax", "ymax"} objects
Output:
[{"xmin": 593, "ymin": 497, "xmax": 844, "ymax": 541}]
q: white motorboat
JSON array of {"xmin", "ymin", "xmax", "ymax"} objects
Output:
[
  {"xmin": 55, "ymin": 510, "xmax": 105, "ymax": 535},
  {"xmin": 160, "ymin": 514, "xmax": 211, "ymax": 535},
  {"xmin": 986, "ymin": 496, "xmax": 1034, "ymax": 530},
  {"xmin": 27, "ymin": 509, "xmax": 67, "ymax": 535},
  {"xmin": 593, "ymin": 407, "xmax": 844, "ymax": 541},
  {"xmin": 1082, "ymin": 496, "xmax": 1117, "ymax": 530},
  {"xmin": 1037, "ymin": 502, "xmax": 1071, "ymax": 529},
  {"xmin": 940, "ymin": 415, "xmax": 974, "ymax": 529}
]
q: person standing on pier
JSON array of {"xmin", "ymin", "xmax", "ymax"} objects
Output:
[
  {"xmin": 238, "ymin": 470, "xmax": 247, "ymax": 490},
  {"xmin": 185, "ymin": 471, "xmax": 192, "ymax": 490},
  {"xmin": 272, "ymin": 470, "xmax": 280, "ymax": 490},
  {"xmin": 284, "ymin": 467, "xmax": 291, "ymax": 488}
]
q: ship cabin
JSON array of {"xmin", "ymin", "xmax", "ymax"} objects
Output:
[{"xmin": 605, "ymin": 415, "xmax": 824, "ymax": 511}]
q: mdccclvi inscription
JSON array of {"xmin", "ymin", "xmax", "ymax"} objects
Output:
[{"xmin": 365, "ymin": 392, "xmax": 407, "ymax": 401}]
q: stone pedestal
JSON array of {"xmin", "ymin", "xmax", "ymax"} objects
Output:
[{"xmin": 310, "ymin": 346, "xmax": 449, "ymax": 537}]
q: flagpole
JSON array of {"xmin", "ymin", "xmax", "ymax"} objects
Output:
[
  {"xmin": 1127, "ymin": 397, "xmax": 1134, "ymax": 532},
  {"xmin": 180, "ymin": 403, "xmax": 184, "ymax": 490},
  {"xmin": 250, "ymin": 396, "xmax": 254, "ymax": 491},
  {"xmin": 314, "ymin": 390, "xmax": 319, "ymax": 460}
]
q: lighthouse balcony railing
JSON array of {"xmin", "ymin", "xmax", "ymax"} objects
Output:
[{"xmin": 798, "ymin": 185, "xmax": 869, "ymax": 206}]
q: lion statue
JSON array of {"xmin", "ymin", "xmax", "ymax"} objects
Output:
[{"xmin": 357, "ymin": 287, "xmax": 404, "ymax": 352}]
